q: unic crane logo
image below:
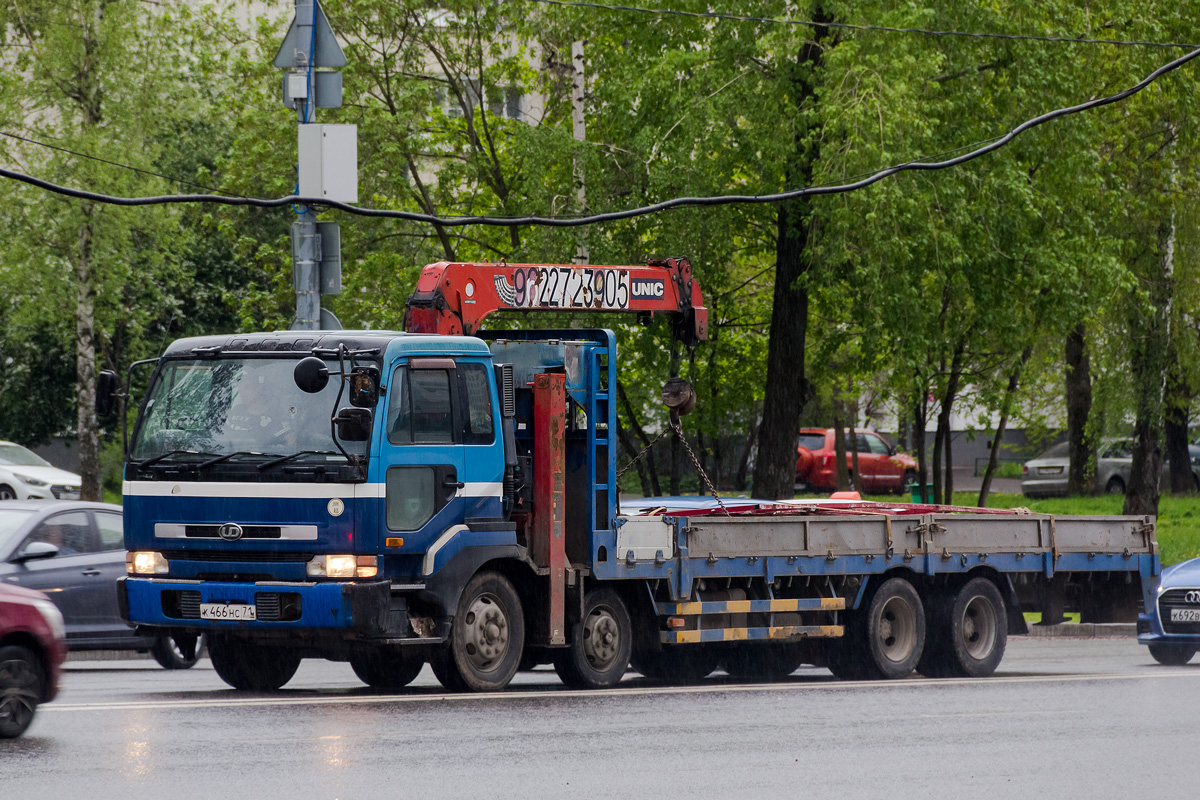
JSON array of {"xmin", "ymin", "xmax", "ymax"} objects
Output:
[{"xmin": 218, "ymin": 523, "xmax": 244, "ymax": 542}]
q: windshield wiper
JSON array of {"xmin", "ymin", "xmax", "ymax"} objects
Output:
[
  {"xmin": 257, "ymin": 450, "xmax": 344, "ymax": 472},
  {"xmin": 195, "ymin": 451, "xmax": 273, "ymax": 471},
  {"xmin": 135, "ymin": 450, "xmax": 218, "ymax": 469}
]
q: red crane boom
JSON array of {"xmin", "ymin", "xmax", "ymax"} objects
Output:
[{"xmin": 403, "ymin": 257, "xmax": 708, "ymax": 345}]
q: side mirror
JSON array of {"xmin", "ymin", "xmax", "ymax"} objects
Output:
[
  {"xmin": 348, "ymin": 366, "xmax": 380, "ymax": 408},
  {"xmin": 294, "ymin": 357, "xmax": 330, "ymax": 393},
  {"xmin": 97, "ymin": 370, "xmax": 121, "ymax": 418},
  {"xmin": 334, "ymin": 407, "xmax": 373, "ymax": 441},
  {"xmin": 13, "ymin": 541, "xmax": 59, "ymax": 563}
]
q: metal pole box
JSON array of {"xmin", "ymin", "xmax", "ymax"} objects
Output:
[{"xmin": 298, "ymin": 124, "xmax": 358, "ymax": 203}]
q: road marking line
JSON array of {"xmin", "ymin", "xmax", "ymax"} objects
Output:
[{"xmin": 45, "ymin": 669, "xmax": 1200, "ymax": 713}]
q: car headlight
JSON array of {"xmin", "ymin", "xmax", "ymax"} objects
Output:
[
  {"xmin": 127, "ymin": 551, "xmax": 169, "ymax": 575},
  {"xmin": 13, "ymin": 473, "xmax": 48, "ymax": 487},
  {"xmin": 32, "ymin": 598, "xmax": 66, "ymax": 642},
  {"xmin": 307, "ymin": 554, "xmax": 377, "ymax": 579}
]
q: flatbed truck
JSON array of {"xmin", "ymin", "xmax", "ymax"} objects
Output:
[{"xmin": 107, "ymin": 258, "xmax": 1160, "ymax": 691}]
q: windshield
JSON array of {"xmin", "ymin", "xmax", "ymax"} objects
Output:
[
  {"xmin": 1038, "ymin": 442, "xmax": 1070, "ymax": 460},
  {"xmin": 797, "ymin": 434, "xmax": 827, "ymax": 451},
  {"xmin": 0, "ymin": 509, "xmax": 34, "ymax": 543},
  {"xmin": 130, "ymin": 357, "xmax": 370, "ymax": 462},
  {"xmin": 0, "ymin": 444, "xmax": 52, "ymax": 468}
]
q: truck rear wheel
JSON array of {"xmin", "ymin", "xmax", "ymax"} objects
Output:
[
  {"xmin": 554, "ymin": 588, "xmax": 632, "ymax": 689},
  {"xmin": 208, "ymin": 636, "xmax": 300, "ymax": 691},
  {"xmin": 631, "ymin": 646, "xmax": 718, "ymax": 683},
  {"xmin": 852, "ymin": 577, "xmax": 925, "ymax": 680},
  {"xmin": 920, "ymin": 578, "xmax": 1006, "ymax": 678},
  {"xmin": 723, "ymin": 643, "xmax": 805, "ymax": 682},
  {"xmin": 1148, "ymin": 643, "xmax": 1197, "ymax": 666},
  {"xmin": 351, "ymin": 650, "xmax": 425, "ymax": 690},
  {"xmin": 431, "ymin": 570, "xmax": 524, "ymax": 692}
]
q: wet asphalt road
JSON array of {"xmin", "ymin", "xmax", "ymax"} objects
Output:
[{"xmin": 3, "ymin": 638, "xmax": 1198, "ymax": 800}]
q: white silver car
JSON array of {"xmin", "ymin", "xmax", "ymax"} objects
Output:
[
  {"xmin": 0, "ymin": 442, "xmax": 82, "ymax": 501},
  {"xmin": 1022, "ymin": 439, "xmax": 1200, "ymax": 498}
]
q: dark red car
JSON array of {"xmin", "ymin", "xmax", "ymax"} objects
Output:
[
  {"xmin": 0, "ymin": 582, "xmax": 66, "ymax": 737},
  {"xmin": 795, "ymin": 428, "xmax": 918, "ymax": 494}
]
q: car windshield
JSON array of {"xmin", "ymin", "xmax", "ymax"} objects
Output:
[
  {"xmin": 130, "ymin": 356, "xmax": 370, "ymax": 462},
  {"xmin": 0, "ymin": 444, "xmax": 52, "ymax": 468},
  {"xmin": 1038, "ymin": 442, "xmax": 1070, "ymax": 460},
  {"xmin": 797, "ymin": 434, "xmax": 827, "ymax": 451},
  {"xmin": 0, "ymin": 509, "xmax": 34, "ymax": 543}
]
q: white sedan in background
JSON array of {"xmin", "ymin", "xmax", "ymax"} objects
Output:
[{"xmin": 0, "ymin": 442, "xmax": 82, "ymax": 501}]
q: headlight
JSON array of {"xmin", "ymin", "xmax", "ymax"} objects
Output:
[
  {"xmin": 307, "ymin": 554, "xmax": 377, "ymax": 579},
  {"xmin": 32, "ymin": 598, "xmax": 66, "ymax": 642},
  {"xmin": 13, "ymin": 473, "xmax": 48, "ymax": 487},
  {"xmin": 127, "ymin": 551, "xmax": 169, "ymax": 575}
]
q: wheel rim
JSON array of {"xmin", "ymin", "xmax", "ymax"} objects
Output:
[
  {"xmin": 960, "ymin": 594, "xmax": 998, "ymax": 660},
  {"xmin": 582, "ymin": 605, "xmax": 621, "ymax": 670},
  {"xmin": 0, "ymin": 656, "xmax": 38, "ymax": 731},
  {"xmin": 462, "ymin": 593, "xmax": 510, "ymax": 672},
  {"xmin": 0, "ymin": 488, "xmax": 15, "ymax": 501},
  {"xmin": 876, "ymin": 596, "xmax": 918, "ymax": 663}
]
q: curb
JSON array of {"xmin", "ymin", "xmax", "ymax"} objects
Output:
[{"xmin": 1017, "ymin": 622, "xmax": 1137, "ymax": 639}]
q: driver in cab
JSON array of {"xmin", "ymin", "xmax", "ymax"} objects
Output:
[{"xmin": 226, "ymin": 375, "xmax": 299, "ymax": 449}]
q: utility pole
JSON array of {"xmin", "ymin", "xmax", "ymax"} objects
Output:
[
  {"xmin": 571, "ymin": 40, "xmax": 588, "ymax": 265},
  {"xmin": 275, "ymin": 0, "xmax": 354, "ymax": 330}
]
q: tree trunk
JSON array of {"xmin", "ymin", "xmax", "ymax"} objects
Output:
[
  {"xmin": 617, "ymin": 381, "xmax": 661, "ymax": 496},
  {"xmin": 933, "ymin": 343, "xmax": 965, "ymax": 505},
  {"xmin": 1164, "ymin": 356, "xmax": 1194, "ymax": 494},
  {"xmin": 1065, "ymin": 323, "xmax": 1095, "ymax": 495},
  {"xmin": 832, "ymin": 408, "xmax": 850, "ymax": 491},
  {"xmin": 734, "ymin": 415, "xmax": 759, "ymax": 492},
  {"xmin": 978, "ymin": 348, "xmax": 1033, "ymax": 507},
  {"xmin": 751, "ymin": 8, "xmax": 832, "ymax": 500},
  {"xmin": 914, "ymin": 393, "xmax": 929, "ymax": 503},
  {"xmin": 846, "ymin": 405, "xmax": 864, "ymax": 495},
  {"xmin": 1123, "ymin": 219, "xmax": 1175, "ymax": 517},
  {"xmin": 76, "ymin": 205, "xmax": 100, "ymax": 501}
]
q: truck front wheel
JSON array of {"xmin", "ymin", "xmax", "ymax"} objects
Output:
[
  {"xmin": 431, "ymin": 571, "xmax": 524, "ymax": 692},
  {"xmin": 554, "ymin": 588, "xmax": 632, "ymax": 689},
  {"xmin": 208, "ymin": 636, "xmax": 300, "ymax": 691},
  {"xmin": 351, "ymin": 649, "xmax": 425, "ymax": 690}
]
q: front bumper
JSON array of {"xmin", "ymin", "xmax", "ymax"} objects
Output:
[{"xmin": 120, "ymin": 576, "xmax": 397, "ymax": 639}]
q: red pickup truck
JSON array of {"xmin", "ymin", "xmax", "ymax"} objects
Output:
[
  {"xmin": 795, "ymin": 428, "xmax": 917, "ymax": 494},
  {"xmin": 0, "ymin": 583, "xmax": 67, "ymax": 738}
]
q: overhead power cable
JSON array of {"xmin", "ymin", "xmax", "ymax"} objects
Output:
[
  {"xmin": 0, "ymin": 45, "xmax": 1198, "ymax": 228},
  {"xmin": 0, "ymin": 131, "xmax": 246, "ymax": 198},
  {"xmin": 524, "ymin": 0, "xmax": 1200, "ymax": 50}
]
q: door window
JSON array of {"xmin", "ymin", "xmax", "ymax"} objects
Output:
[
  {"xmin": 387, "ymin": 366, "xmax": 455, "ymax": 444},
  {"xmin": 95, "ymin": 512, "xmax": 124, "ymax": 552},
  {"xmin": 866, "ymin": 434, "xmax": 892, "ymax": 455},
  {"xmin": 22, "ymin": 512, "xmax": 94, "ymax": 556},
  {"xmin": 458, "ymin": 363, "xmax": 494, "ymax": 445},
  {"xmin": 386, "ymin": 466, "xmax": 436, "ymax": 531}
]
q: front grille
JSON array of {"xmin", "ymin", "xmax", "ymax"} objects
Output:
[
  {"xmin": 1159, "ymin": 588, "xmax": 1200, "ymax": 633},
  {"xmin": 161, "ymin": 550, "xmax": 312, "ymax": 563},
  {"xmin": 161, "ymin": 589, "xmax": 300, "ymax": 621},
  {"xmin": 50, "ymin": 484, "xmax": 80, "ymax": 499},
  {"xmin": 184, "ymin": 525, "xmax": 283, "ymax": 539}
]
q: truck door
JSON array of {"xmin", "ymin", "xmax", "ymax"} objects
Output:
[{"xmin": 380, "ymin": 358, "xmax": 466, "ymax": 539}]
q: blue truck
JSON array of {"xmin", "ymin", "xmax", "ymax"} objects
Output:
[{"xmin": 106, "ymin": 259, "xmax": 1162, "ymax": 691}]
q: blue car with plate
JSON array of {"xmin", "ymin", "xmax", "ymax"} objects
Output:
[{"xmin": 1139, "ymin": 556, "xmax": 1200, "ymax": 665}]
